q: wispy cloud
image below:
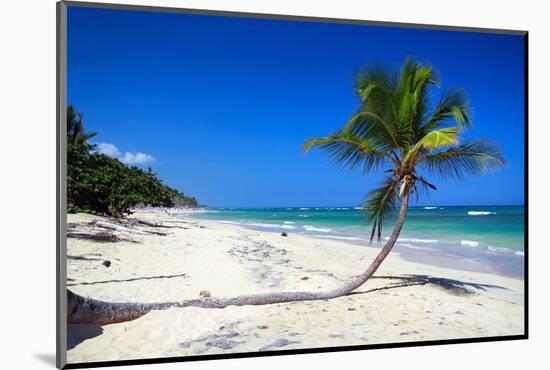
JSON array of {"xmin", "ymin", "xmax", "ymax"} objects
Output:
[
  {"xmin": 96, "ymin": 142, "xmax": 121, "ymax": 158},
  {"xmin": 96, "ymin": 142, "xmax": 156, "ymax": 166},
  {"xmin": 119, "ymin": 152, "xmax": 156, "ymax": 165}
]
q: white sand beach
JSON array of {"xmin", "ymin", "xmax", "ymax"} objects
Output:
[{"xmin": 66, "ymin": 210, "xmax": 524, "ymax": 364}]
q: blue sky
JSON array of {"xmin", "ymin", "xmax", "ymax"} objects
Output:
[{"xmin": 67, "ymin": 7, "xmax": 525, "ymax": 208}]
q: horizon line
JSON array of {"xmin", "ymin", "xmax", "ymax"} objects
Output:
[{"xmin": 201, "ymin": 204, "xmax": 525, "ymax": 209}]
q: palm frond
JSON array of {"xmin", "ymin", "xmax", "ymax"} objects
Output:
[
  {"xmin": 398, "ymin": 57, "xmax": 440, "ymax": 91},
  {"xmin": 344, "ymin": 109, "xmax": 404, "ymax": 153},
  {"xmin": 67, "ymin": 105, "xmax": 97, "ymax": 149},
  {"xmin": 302, "ymin": 130, "xmax": 388, "ymax": 173},
  {"xmin": 410, "ymin": 174, "xmax": 436, "ymax": 203},
  {"xmin": 354, "ymin": 65, "xmax": 398, "ymax": 101},
  {"xmin": 422, "ymin": 139, "xmax": 506, "ymax": 180},
  {"xmin": 352, "ymin": 66, "xmax": 405, "ymax": 151},
  {"xmin": 397, "ymin": 58, "xmax": 439, "ymax": 147},
  {"xmin": 421, "ymin": 89, "xmax": 471, "ymax": 136},
  {"xmin": 404, "ymin": 127, "xmax": 459, "ymax": 164},
  {"xmin": 363, "ymin": 176, "xmax": 400, "ymax": 242},
  {"xmin": 416, "ymin": 127, "xmax": 459, "ymax": 149}
]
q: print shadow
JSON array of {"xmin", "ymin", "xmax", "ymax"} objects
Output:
[{"xmin": 33, "ymin": 353, "xmax": 56, "ymax": 366}]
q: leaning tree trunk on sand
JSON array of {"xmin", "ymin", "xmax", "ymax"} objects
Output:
[{"xmin": 68, "ymin": 191, "xmax": 411, "ymax": 325}]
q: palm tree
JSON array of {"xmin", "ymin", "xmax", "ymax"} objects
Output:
[
  {"xmin": 67, "ymin": 105, "xmax": 96, "ymax": 149},
  {"xmin": 301, "ymin": 57, "xmax": 506, "ymax": 289},
  {"xmin": 67, "ymin": 58, "xmax": 506, "ymax": 325}
]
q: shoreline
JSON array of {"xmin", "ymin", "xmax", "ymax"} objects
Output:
[
  {"xmin": 179, "ymin": 212, "xmax": 525, "ymax": 280},
  {"xmin": 66, "ymin": 210, "xmax": 524, "ymax": 364},
  {"xmin": 305, "ymin": 232, "xmax": 524, "ymax": 280}
]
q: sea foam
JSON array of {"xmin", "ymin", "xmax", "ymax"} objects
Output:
[
  {"xmin": 249, "ymin": 222, "xmax": 296, "ymax": 230},
  {"xmin": 468, "ymin": 211, "xmax": 496, "ymax": 216},
  {"xmin": 217, "ymin": 220, "xmax": 243, "ymax": 225},
  {"xmin": 217, "ymin": 220, "xmax": 296, "ymax": 230},
  {"xmin": 303, "ymin": 225, "xmax": 332, "ymax": 233},
  {"xmin": 400, "ymin": 243, "xmax": 435, "ymax": 251},
  {"xmin": 313, "ymin": 235, "xmax": 363, "ymax": 241},
  {"xmin": 487, "ymin": 245, "xmax": 524, "ymax": 256},
  {"xmin": 386, "ymin": 237, "xmax": 438, "ymax": 243}
]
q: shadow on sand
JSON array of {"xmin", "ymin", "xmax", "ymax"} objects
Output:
[
  {"xmin": 67, "ymin": 255, "xmax": 103, "ymax": 262},
  {"xmin": 67, "ymin": 324, "xmax": 104, "ymax": 350},
  {"xmin": 67, "ymin": 273, "xmax": 188, "ymax": 287},
  {"xmin": 349, "ymin": 274, "xmax": 508, "ymax": 297}
]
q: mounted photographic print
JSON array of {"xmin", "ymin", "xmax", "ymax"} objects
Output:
[{"xmin": 56, "ymin": 1, "xmax": 528, "ymax": 368}]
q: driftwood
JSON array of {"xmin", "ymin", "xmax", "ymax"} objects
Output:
[
  {"xmin": 94, "ymin": 221, "xmax": 148, "ymax": 235},
  {"xmin": 132, "ymin": 219, "xmax": 189, "ymax": 230},
  {"xmin": 68, "ymin": 192, "xmax": 411, "ymax": 326},
  {"xmin": 134, "ymin": 219, "xmax": 173, "ymax": 228},
  {"xmin": 94, "ymin": 221, "xmax": 168, "ymax": 236},
  {"xmin": 67, "ymin": 231, "xmax": 121, "ymax": 243},
  {"xmin": 136, "ymin": 229, "xmax": 168, "ymax": 236}
]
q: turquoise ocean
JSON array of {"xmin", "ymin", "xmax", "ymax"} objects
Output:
[{"xmin": 185, "ymin": 206, "xmax": 525, "ymax": 278}]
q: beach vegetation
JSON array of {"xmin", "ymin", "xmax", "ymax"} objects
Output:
[{"xmin": 66, "ymin": 105, "xmax": 198, "ymax": 216}]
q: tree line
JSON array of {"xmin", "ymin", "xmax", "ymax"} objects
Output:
[{"xmin": 67, "ymin": 105, "xmax": 198, "ymax": 217}]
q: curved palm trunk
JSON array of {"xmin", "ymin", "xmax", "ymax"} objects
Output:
[{"xmin": 68, "ymin": 191, "xmax": 411, "ymax": 325}]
